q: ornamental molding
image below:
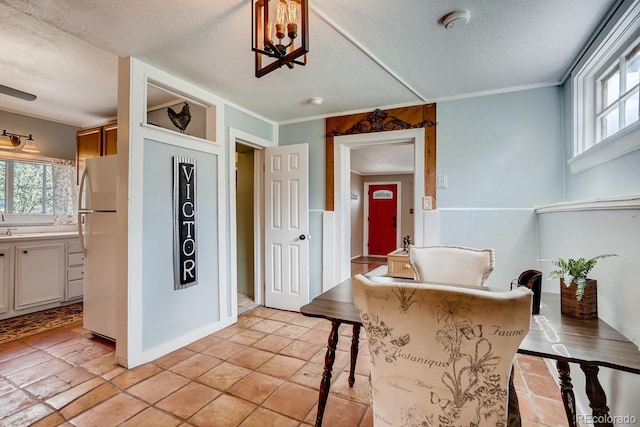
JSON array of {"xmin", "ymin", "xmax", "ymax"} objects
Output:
[{"xmin": 327, "ymin": 108, "xmax": 437, "ymax": 137}]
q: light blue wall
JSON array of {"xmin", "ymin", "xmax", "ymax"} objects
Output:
[
  {"xmin": 0, "ymin": 110, "xmax": 78, "ymax": 160},
  {"xmin": 225, "ymin": 106, "xmax": 274, "ymax": 143},
  {"xmin": 278, "ymin": 119, "xmax": 326, "ymax": 210},
  {"xmin": 142, "ymin": 139, "xmax": 219, "ymax": 350}
]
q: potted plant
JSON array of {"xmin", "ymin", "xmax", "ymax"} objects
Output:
[{"xmin": 538, "ymin": 254, "xmax": 618, "ymax": 319}]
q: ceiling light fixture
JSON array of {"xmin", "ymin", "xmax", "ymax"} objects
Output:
[
  {"xmin": 0, "ymin": 129, "xmax": 39, "ymax": 153},
  {"xmin": 442, "ymin": 10, "xmax": 470, "ymax": 29},
  {"xmin": 310, "ymin": 97, "xmax": 323, "ymax": 105},
  {"xmin": 252, "ymin": 0, "xmax": 309, "ymax": 78}
]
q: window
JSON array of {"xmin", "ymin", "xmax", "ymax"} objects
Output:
[
  {"xmin": 597, "ymin": 43, "xmax": 640, "ymax": 141},
  {"xmin": 0, "ymin": 158, "xmax": 53, "ymax": 215},
  {"xmin": 570, "ymin": 2, "xmax": 640, "ymax": 173}
]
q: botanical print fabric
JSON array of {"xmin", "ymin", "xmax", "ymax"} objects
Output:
[
  {"xmin": 51, "ymin": 159, "xmax": 77, "ymax": 225},
  {"xmin": 353, "ymin": 275, "xmax": 532, "ymax": 427}
]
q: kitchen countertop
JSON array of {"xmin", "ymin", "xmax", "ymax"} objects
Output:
[{"xmin": 0, "ymin": 231, "xmax": 79, "ymax": 241}]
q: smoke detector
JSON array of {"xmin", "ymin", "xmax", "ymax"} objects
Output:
[
  {"xmin": 442, "ymin": 10, "xmax": 470, "ymax": 29},
  {"xmin": 310, "ymin": 97, "xmax": 323, "ymax": 105}
]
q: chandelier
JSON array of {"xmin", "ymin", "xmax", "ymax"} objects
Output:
[{"xmin": 252, "ymin": 0, "xmax": 309, "ymax": 78}]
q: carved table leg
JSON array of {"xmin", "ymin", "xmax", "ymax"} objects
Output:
[
  {"xmin": 348, "ymin": 325, "xmax": 361, "ymax": 387},
  {"xmin": 580, "ymin": 364, "xmax": 613, "ymax": 427},
  {"xmin": 556, "ymin": 360, "xmax": 577, "ymax": 427},
  {"xmin": 315, "ymin": 320, "xmax": 341, "ymax": 427}
]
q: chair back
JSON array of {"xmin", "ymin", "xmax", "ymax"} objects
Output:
[
  {"xmin": 409, "ymin": 245, "xmax": 495, "ymax": 286},
  {"xmin": 353, "ymin": 274, "xmax": 531, "ymax": 426}
]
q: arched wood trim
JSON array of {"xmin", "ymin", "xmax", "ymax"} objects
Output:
[{"xmin": 325, "ymin": 104, "xmax": 437, "ymax": 210}]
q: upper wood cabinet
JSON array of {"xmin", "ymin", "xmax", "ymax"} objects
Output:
[{"xmin": 76, "ymin": 123, "xmax": 117, "ymax": 183}]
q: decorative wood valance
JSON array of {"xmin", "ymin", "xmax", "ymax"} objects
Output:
[
  {"xmin": 327, "ymin": 108, "xmax": 436, "ymax": 137},
  {"xmin": 325, "ymin": 104, "xmax": 437, "ymax": 211}
]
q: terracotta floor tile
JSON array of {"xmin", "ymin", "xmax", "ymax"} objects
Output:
[
  {"xmin": 268, "ymin": 311, "xmax": 301, "ymax": 323},
  {"xmin": 202, "ymin": 340, "xmax": 247, "ymax": 360},
  {"xmin": 153, "ymin": 347, "xmax": 197, "ymax": 369},
  {"xmin": 288, "ymin": 361, "xmax": 325, "ymax": 390},
  {"xmin": 189, "ymin": 394, "xmax": 256, "ymax": 427},
  {"xmin": 245, "ymin": 307, "xmax": 281, "ymax": 319},
  {"xmin": 169, "ymin": 353, "xmax": 222, "ymax": 379},
  {"xmin": 309, "ymin": 348, "xmax": 350, "ymax": 373},
  {"xmin": 305, "ymin": 394, "xmax": 367, "ymax": 427},
  {"xmin": 25, "ymin": 366, "xmax": 95, "ymax": 400},
  {"xmin": 0, "ymin": 342, "xmax": 36, "ymax": 363},
  {"xmin": 330, "ymin": 371, "xmax": 371, "ymax": 406},
  {"xmin": 228, "ymin": 329, "xmax": 267, "ymax": 346},
  {"xmin": 119, "ymin": 407, "xmax": 182, "ymax": 427},
  {"xmin": 23, "ymin": 329, "xmax": 80, "ymax": 350},
  {"xmin": 45, "ymin": 377, "xmax": 105, "ymax": 410},
  {"xmin": 30, "ymin": 411, "xmax": 66, "ymax": 427},
  {"xmin": 0, "ymin": 350, "xmax": 53, "ymax": 377},
  {"xmin": 256, "ymin": 354, "xmax": 306, "ymax": 380},
  {"xmin": 280, "ymin": 340, "xmax": 322, "ymax": 361},
  {"xmin": 227, "ymin": 347, "xmax": 274, "ymax": 370},
  {"xmin": 262, "ymin": 382, "xmax": 318, "ymax": 420},
  {"xmin": 127, "ymin": 370, "xmax": 190, "ymax": 404},
  {"xmin": 197, "ymin": 361, "xmax": 252, "ymax": 391},
  {"xmin": 517, "ymin": 354, "xmax": 554, "ymax": 377},
  {"xmin": 0, "ymin": 389, "xmax": 38, "ymax": 419},
  {"xmin": 238, "ymin": 407, "xmax": 298, "ymax": 427},
  {"xmin": 272, "ymin": 324, "xmax": 309, "ymax": 339},
  {"xmin": 252, "ymin": 334, "xmax": 293, "ymax": 353},
  {"xmin": 227, "ymin": 372, "xmax": 283, "ymax": 404},
  {"xmin": 212, "ymin": 325, "xmax": 244, "ymax": 339},
  {"xmin": 346, "ymin": 352, "xmax": 370, "ymax": 377},
  {"xmin": 157, "ymin": 382, "xmax": 221, "ymax": 419},
  {"xmin": 6, "ymin": 358, "xmax": 72, "ymax": 388},
  {"xmin": 68, "ymin": 393, "xmax": 148, "ymax": 427},
  {"xmin": 289, "ymin": 315, "xmax": 324, "ymax": 329},
  {"xmin": 1, "ymin": 403, "xmax": 54, "ymax": 426},
  {"xmin": 58, "ymin": 339, "xmax": 114, "ymax": 366},
  {"xmin": 0, "ymin": 378, "xmax": 17, "ymax": 396},
  {"xmin": 517, "ymin": 392, "xmax": 538, "ymax": 424},
  {"xmin": 298, "ymin": 328, "xmax": 333, "ymax": 346},
  {"xmin": 359, "ymin": 406, "xmax": 374, "ymax": 427},
  {"xmin": 184, "ymin": 334, "xmax": 224, "ymax": 352},
  {"xmin": 236, "ymin": 316, "xmax": 263, "ymax": 329},
  {"xmin": 111, "ymin": 363, "xmax": 162, "ymax": 390},
  {"xmin": 249, "ymin": 319, "xmax": 287, "ymax": 334},
  {"xmin": 58, "ymin": 382, "xmax": 119, "ymax": 420},
  {"xmin": 530, "ymin": 395, "xmax": 569, "ymax": 426},
  {"xmin": 79, "ymin": 352, "xmax": 118, "ymax": 376},
  {"xmin": 521, "ymin": 372, "xmax": 560, "ymax": 400},
  {"xmin": 44, "ymin": 336, "xmax": 96, "ymax": 358}
]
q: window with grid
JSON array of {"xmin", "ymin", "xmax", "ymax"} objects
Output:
[
  {"xmin": 597, "ymin": 41, "xmax": 640, "ymax": 141},
  {"xmin": 0, "ymin": 159, "xmax": 53, "ymax": 216},
  {"xmin": 570, "ymin": 2, "xmax": 640, "ymax": 173}
]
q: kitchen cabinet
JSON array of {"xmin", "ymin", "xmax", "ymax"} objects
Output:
[
  {"xmin": 0, "ymin": 245, "xmax": 10, "ymax": 314},
  {"xmin": 14, "ymin": 241, "xmax": 65, "ymax": 311},
  {"xmin": 76, "ymin": 123, "xmax": 117, "ymax": 183},
  {"xmin": 66, "ymin": 239, "xmax": 84, "ymax": 301}
]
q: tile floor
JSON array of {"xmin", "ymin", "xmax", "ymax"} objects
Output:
[{"xmin": 0, "ymin": 261, "xmax": 570, "ymax": 426}]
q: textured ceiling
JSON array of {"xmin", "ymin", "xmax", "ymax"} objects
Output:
[{"xmin": 0, "ymin": 0, "xmax": 616, "ymax": 129}]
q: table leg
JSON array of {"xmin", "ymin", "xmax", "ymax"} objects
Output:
[
  {"xmin": 348, "ymin": 325, "xmax": 361, "ymax": 387},
  {"xmin": 556, "ymin": 360, "xmax": 577, "ymax": 427},
  {"xmin": 580, "ymin": 364, "xmax": 613, "ymax": 427},
  {"xmin": 315, "ymin": 320, "xmax": 341, "ymax": 427}
]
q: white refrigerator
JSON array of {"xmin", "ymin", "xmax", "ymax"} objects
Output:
[{"xmin": 78, "ymin": 155, "xmax": 118, "ymax": 341}]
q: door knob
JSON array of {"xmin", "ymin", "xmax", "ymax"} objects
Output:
[{"xmin": 299, "ymin": 234, "xmax": 310, "ymax": 240}]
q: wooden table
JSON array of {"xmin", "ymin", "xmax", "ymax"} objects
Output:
[{"xmin": 300, "ymin": 276, "xmax": 640, "ymax": 427}]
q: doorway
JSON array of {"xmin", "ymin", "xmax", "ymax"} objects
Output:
[
  {"xmin": 235, "ymin": 142, "xmax": 260, "ymax": 314},
  {"xmin": 366, "ymin": 183, "xmax": 400, "ymax": 256}
]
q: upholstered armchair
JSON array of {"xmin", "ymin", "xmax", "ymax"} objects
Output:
[
  {"xmin": 352, "ymin": 274, "xmax": 532, "ymax": 427},
  {"xmin": 409, "ymin": 245, "xmax": 495, "ymax": 286}
]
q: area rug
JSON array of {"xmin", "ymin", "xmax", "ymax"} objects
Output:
[{"xmin": 0, "ymin": 303, "xmax": 83, "ymax": 344}]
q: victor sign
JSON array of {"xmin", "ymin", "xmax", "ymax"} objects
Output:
[{"xmin": 173, "ymin": 156, "xmax": 197, "ymax": 289}]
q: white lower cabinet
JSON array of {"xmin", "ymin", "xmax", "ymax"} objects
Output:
[
  {"xmin": 0, "ymin": 245, "xmax": 10, "ymax": 314},
  {"xmin": 66, "ymin": 240, "xmax": 85, "ymax": 300},
  {"xmin": 14, "ymin": 241, "xmax": 65, "ymax": 311}
]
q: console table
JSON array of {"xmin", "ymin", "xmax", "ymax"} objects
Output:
[{"xmin": 300, "ymin": 276, "xmax": 640, "ymax": 427}]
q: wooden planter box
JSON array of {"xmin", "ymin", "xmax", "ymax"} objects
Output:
[{"xmin": 560, "ymin": 278, "xmax": 598, "ymax": 319}]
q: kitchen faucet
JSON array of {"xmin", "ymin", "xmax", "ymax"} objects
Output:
[{"xmin": 6, "ymin": 227, "xmax": 17, "ymax": 235}]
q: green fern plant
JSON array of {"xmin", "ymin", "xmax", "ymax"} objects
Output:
[{"xmin": 538, "ymin": 254, "xmax": 618, "ymax": 301}]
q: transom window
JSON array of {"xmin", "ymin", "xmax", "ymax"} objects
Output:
[
  {"xmin": 597, "ymin": 42, "xmax": 640, "ymax": 141},
  {"xmin": 0, "ymin": 159, "xmax": 53, "ymax": 215}
]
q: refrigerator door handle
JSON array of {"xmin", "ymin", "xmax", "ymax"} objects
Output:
[{"xmin": 78, "ymin": 166, "xmax": 88, "ymax": 256}]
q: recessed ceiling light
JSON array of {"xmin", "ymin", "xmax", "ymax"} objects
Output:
[
  {"xmin": 442, "ymin": 10, "xmax": 470, "ymax": 29},
  {"xmin": 310, "ymin": 97, "xmax": 323, "ymax": 105}
]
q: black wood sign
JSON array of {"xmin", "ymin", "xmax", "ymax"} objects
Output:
[{"xmin": 173, "ymin": 156, "xmax": 197, "ymax": 289}]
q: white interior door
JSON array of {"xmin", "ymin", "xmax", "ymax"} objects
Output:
[{"xmin": 264, "ymin": 144, "xmax": 309, "ymax": 311}]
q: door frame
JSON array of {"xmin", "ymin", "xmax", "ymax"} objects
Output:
[
  {"xmin": 229, "ymin": 128, "xmax": 273, "ymax": 315},
  {"xmin": 363, "ymin": 181, "xmax": 401, "ymax": 256},
  {"xmin": 334, "ymin": 128, "xmax": 425, "ymax": 283}
]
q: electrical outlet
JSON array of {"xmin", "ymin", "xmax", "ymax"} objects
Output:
[
  {"xmin": 422, "ymin": 196, "xmax": 432, "ymax": 210},
  {"xmin": 437, "ymin": 172, "xmax": 448, "ymax": 189}
]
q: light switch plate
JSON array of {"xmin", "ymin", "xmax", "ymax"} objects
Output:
[{"xmin": 422, "ymin": 196, "xmax": 432, "ymax": 210}]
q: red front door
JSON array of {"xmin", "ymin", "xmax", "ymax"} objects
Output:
[{"xmin": 368, "ymin": 184, "xmax": 397, "ymax": 256}]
